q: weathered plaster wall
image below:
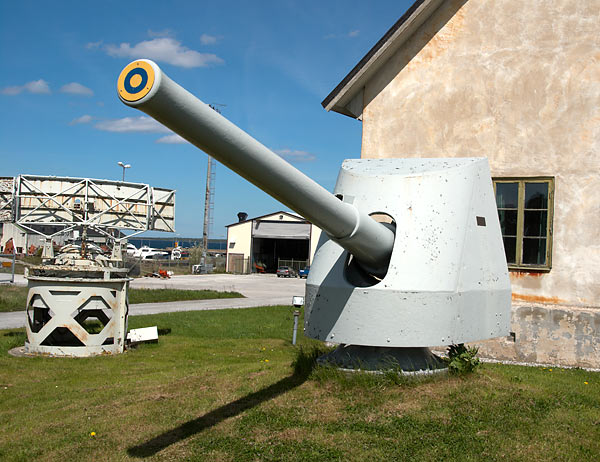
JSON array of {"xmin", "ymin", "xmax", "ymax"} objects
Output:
[
  {"xmin": 361, "ymin": 0, "xmax": 600, "ymax": 307},
  {"xmin": 474, "ymin": 302, "xmax": 600, "ymax": 369}
]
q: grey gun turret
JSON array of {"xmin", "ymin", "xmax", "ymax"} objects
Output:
[
  {"xmin": 117, "ymin": 59, "xmax": 511, "ymax": 372},
  {"xmin": 117, "ymin": 59, "xmax": 394, "ymax": 278}
]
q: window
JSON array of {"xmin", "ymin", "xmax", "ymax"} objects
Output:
[{"xmin": 493, "ymin": 178, "xmax": 554, "ymax": 271}]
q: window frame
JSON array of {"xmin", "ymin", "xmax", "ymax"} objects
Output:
[{"xmin": 492, "ymin": 177, "xmax": 555, "ymax": 272}]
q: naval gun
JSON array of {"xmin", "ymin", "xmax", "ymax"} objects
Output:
[{"xmin": 118, "ymin": 59, "xmax": 511, "ymax": 372}]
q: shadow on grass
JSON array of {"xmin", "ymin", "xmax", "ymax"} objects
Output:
[{"xmin": 127, "ymin": 346, "xmax": 322, "ymax": 458}]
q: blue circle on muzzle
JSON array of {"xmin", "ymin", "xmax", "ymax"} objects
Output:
[{"xmin": 124, "ymin": 68, "xmax": 148, "ymax": 94}]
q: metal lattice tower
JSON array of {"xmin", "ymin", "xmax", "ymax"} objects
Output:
[
  {"xmin": 203, "ymin": 104, "xmax": 224, "ymax": 254},
  {"xmin": 202, "ymin": 155, "xmax": 216, "ymax": 252}
]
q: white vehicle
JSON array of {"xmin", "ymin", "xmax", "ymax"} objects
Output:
[
  {"xmin": 134, "ymin": 245, "xmax": 169, "ymax": 260},
  {"xmin": 171, "ymin": 246, "xmax": 182, "ymax": 260},
  {"xmin": 126, "ymin": 243, "xmax": 138, "ymax": 256}
]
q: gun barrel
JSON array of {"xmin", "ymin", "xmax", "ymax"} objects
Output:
[{"xmin": 117, "ymin": 59, "xmax": 394, "ymax": 275}]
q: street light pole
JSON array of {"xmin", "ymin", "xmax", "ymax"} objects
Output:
[{"xmin": 117, "ymin": 161, "xmax": 131, "ymax": 182}]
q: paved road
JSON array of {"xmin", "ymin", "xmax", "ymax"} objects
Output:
[{"xmin": 0, "ymin": 273, "xmax": 306, "ymax": 329}]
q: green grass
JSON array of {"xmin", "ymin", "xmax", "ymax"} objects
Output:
[
  {"xmin": 0, "ymin": 307, "xmax": 599, "ymax": 461},
  {"xmin": 0, "ymin": 285, "xmax": 243, "ymax": 312},
  {"xmin": 0, "ymin": 285, "xmax": 30, "ymax": 312},
  {"xmin": 127, "ymin": 288, "xmax": 243, "ymax": 304}
]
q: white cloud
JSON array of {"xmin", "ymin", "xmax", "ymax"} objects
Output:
[
  {"xmin": 26, "ymin": 80, "xmax": 51, "ymax": 93},
  {"xmin": 94, "ymin": 116, "xmax": 193, "ymax": 144},
  {"xmin": 1, "ymin": 79, "xmax": 51, "ymax": 95},
  {"xmin": 156, "ymin": 134, "xmax": 189, "ymax": 144},
  {"xmin": 94, "ymin": 116, "xmax": 192, "ymax": 145},
  {"xmin": 86, "ymin": 40, "xmax": 103, "ymax": 49},
  {"xmin": 70, "ymin": 114, "xmax": 93, "ymax": 125},
  {"xmin": 200, "ymin": 33, "xmax": 220, "ymax": 45},
  {"xmin": 324, "ymin": 30, "xmax": 361, "ymax": 40},
  {"xmin": 148, "ymin": 29, "xmax": 173, "ymax": 38},
  {"xmin": 95, "ymin": 116, "xmax": 171, "ymax": 133},
  {"xmin": 60, "ymin": 82, "xmax": 94, "ymax": 96},
  {"xmin": 104, "ymin": 37, "xmax": 224, "ymax": 68},
  {"xmin": 275, "ymin": 149, "xmax": 316, "ymax": 163},
  {"xmin": 1, "ymin": 86, "xmax": 23, "ymax": 96}
]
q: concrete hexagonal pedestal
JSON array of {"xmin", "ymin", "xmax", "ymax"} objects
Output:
[{"xmin": 24, "ymin": 265, "xmax": 130, "ymax": 357}]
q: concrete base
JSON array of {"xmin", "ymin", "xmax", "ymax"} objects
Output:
[
  {"xmin": 317, "ymin": 344, "xmax": 447, "ymax": 375},
  {"xmin": 9, "ymin": 345, "xmax": 130, "ymax": 358},
  {"xmin": 23, "ymin": 342, "xmax": 122, "ymax": 357},
  {"xmin": 25, "ymin": 270, "xmax": 130, "ymax": 357},
  {"xmin": 473, "ymin": 303, "xmax": 600, "ymax": 369}
]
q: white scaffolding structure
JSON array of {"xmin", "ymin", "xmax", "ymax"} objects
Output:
[
  {"xmin": 0, "ymin": 175, "xmax": 175, "ymax": 241},
  {"xmin": 1, "ymin": 175, "xmax": 176, "ymax": 357}
]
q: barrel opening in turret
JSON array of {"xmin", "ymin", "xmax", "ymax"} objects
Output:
[{"xmin": 344, "ymin": 212, "xmax": 396, "ymax": 287}]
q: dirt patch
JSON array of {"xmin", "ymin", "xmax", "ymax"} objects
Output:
[{"xmin": 247, "ymin": 370, "xmax": 268, "ymax": 380}]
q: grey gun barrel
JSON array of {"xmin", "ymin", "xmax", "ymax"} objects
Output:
[{"xmin": 117, "ymin": 59, "xmax": 394, "ymax": 276}]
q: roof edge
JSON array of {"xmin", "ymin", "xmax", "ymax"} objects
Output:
[
  {"xmin": 225, "ymin": 210, "xmax": 305, "ymax": 228},
  {"xmin": 321, "ymin": 0, "xmax": 443, "ymax": 117}
]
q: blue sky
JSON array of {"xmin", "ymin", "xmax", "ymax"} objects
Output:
[{"xmin": 0, "ymin": 0, "xmax": 414, "ymax": 239}]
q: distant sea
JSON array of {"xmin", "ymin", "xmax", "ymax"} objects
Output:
[{"xmin": 128, "ymin": 238, "xmax": 226, "ymax": 251}]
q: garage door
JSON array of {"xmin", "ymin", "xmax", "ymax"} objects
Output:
[{"xmin": 252, "ymin": 221, "xmax": 310, "ymax": 239}]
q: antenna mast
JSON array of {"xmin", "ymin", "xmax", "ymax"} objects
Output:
[
  {"xmin": 202, "ymin": 156, "xmax": 216, "ymax": 253},
  {"xmin": 202, "ymin": 104, "xmax": 225, "ymax": 264}
]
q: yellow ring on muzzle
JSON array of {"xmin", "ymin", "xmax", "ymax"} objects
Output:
[{"xmin": 117, "ymin": 60, "xmax": 155, "ymax": 102}]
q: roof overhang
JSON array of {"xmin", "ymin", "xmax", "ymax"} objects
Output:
[
  {"xmin": 225, "ymin": 210, "xmax": 304, "ymax": 228},
  {"xmin": 321, "ymin": 0, "xmax": 444, "ymax": 118}
]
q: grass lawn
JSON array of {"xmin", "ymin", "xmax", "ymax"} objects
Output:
[
  {"xmin": 0, "ymin": 285, "xmax": 243, "ymax": 312},
  {"xmin": 0, "ymin": 306, "xmax": 599, "ymax": 462}
]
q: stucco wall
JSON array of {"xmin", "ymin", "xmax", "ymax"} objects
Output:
[
  {"xmin": 361, "ymin": 0, "xmax": 600, "ymax": 308},
  {"xmin": 474, "ymin": 302, "xmax": 600, "ymax": 369}
]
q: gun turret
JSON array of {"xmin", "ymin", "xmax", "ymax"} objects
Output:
[{"xmin": 117, "ymin": 59, "xmax": 511, "ymax": 371}]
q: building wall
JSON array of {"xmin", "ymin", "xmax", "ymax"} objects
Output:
[
  {"xmin": 259, "ymin": 213, "xmax": 305, "ymax": 222},
  {"xmin": 226, "ymin": 221, "xmax": 252, "ymax": 272},
  {"xmin": 226, "ymin": 214, "xmax": 323, "ymax": 271},
  {"xmin": 0, "ymin": 223, "xmax": 28, "ymax": 253},
  {"xmin": 360, "ymin": 0, "xmax": 600, "ymax": 309},
  {"xmin": 309, "ymin": 225, "xmax": 322, "ymax": 265}
]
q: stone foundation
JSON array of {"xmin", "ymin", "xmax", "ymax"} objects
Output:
[{"xmin": 473, "ymin": 303, "xmax": 600, "ymax": 369}]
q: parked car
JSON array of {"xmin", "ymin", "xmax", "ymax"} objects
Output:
[
  {"xmin": 299, "ymin": 266, "xmax": 310, "ymax": 278},
  {"xmin": 276, "ymin": 266, "xmax": 297, "ymax": 278}
]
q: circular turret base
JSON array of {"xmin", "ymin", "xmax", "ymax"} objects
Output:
[{"xmin": 317, "ymin": 345, "xmax": 447, "ymax": 375}]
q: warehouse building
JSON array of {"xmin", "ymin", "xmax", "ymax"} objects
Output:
[{"xmin": 226, "ymin": 211, "xmax": 321, "ymax": 274}]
